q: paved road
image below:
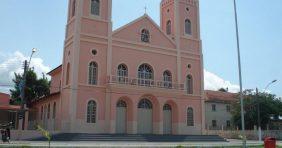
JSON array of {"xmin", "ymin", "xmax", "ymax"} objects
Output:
[{"xmin": 1, "ymin": 139, "xmax": 281, "ymax": 147}]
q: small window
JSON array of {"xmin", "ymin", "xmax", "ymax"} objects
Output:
[
  {"xmin": 92, "ymin": 49, "xmax": 97, "ymax": 55},
  {"xmin": 187, "ymin": 107, "xmax": 194, "ymax": 126},
  {"xmin": 212, "ymin": 104, "xmax": 216, "ymax": 111},
  {"xmin": 87, "ymin": 100, "xmax": 97, "ymax": 123},
  {"xmin": 163, "ymin": 104, "xmax": 172, "ymax": 111},
  {"xmin": 47, "ymin": 104, "xmax": 50, "ymax": 119},
  {"xmin": 117, "ymin": 100, "xmax": 127, "ymax": 108},
  {"xmin": 71, "ymin": 0, "xmax": 76, "ymax": 17},
  {"xmin": 185, "ymin": 19, "xmax": 192, "ymax": 35},
  {"xmin": 163, "ymin": 70, "xmax": 172, "ymax": 88},
  {"xmin": 91, "ymin": 0, "xmax": 100, "ymax": 16},
  {"xmin": 166, "ymin": 20, "xmax": 171, "ymax": 35},
  {"xmin": 226, "ymin": 120, "xmax": 231, "ymax": 127},
  {"xmin": 88, "ymin": 62, "xmax": 98, "ymax": 85},
  {"xmin": 226, "ymin": 105, "xmax": 231, "ymax": 112},
  {"xmin": 187, "ymin": 64, "xmax": 191, "ymax": 69},
  {"xmin": 41, "ymin": 106, "xmax": 43, "ymax": 120},
  {"xmin": 66, "ymin": 63, "xmax": 70, "ymax": 85},
  {"xmin": 186, "ymin": 75, "xmax": 193, "ymax": 94},
  {"xmin": 212, "ymin": 120, "xmax": 217, "ymax": 127},
  {"xmin": 141, "ymin": 29, "xmax": 150, "ymax": 43},
  {"xmin": 53, "ymin": 102, "xmax": 56, "ymax": 119}
]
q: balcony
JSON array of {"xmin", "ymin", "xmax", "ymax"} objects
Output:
[{"xmin": 107, "ymin": 75, "xmax": 184, "ymax": 90}]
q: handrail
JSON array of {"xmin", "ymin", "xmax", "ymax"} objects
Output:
[{"xmin": 107, "ymin": 75, "xmax": 184, "ymax": 90}]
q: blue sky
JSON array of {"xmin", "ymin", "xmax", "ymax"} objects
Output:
[{"xmin": 0, "ymin": 0, "xmax": 281, "ymax": 96}]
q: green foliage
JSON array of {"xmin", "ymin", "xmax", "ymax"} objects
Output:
[
  {"xmin": 232, "ymin": 89, "xmax": 282, "ymax": 130},
  {"xmin": 36, "ymin": 125, "xmax": 51, "ymax": 148},
  {"xmin": 10, "ymin": 69, "xmax": 50, "ymax": 107}
]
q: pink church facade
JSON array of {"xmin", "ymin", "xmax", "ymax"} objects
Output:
[{"xmin": 31, "ymin": 0, "xmax": 205, "ymax": 135}]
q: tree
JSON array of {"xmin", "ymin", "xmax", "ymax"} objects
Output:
[
  {"xmin": 218, "ymin": 88, "xmax": 228, "ymax": 92},
  {"xmin": 10, "ymin": 69, "xmax": 50, "ymax": 107},
  {"xmin": 231, "ymin": 89, "xmax": 282, "ymax": 130}
]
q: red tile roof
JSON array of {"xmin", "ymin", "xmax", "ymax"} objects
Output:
[{"xmin": 205, "ymin": 90, "xmax": 238, "ymax": 102}]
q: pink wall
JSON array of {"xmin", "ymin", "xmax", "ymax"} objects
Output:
[{"xmin": 0, "ymin": 93, "xmax": 10, "ymax": 105}]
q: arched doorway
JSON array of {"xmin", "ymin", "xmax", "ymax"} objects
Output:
[
  {"xmin": 137, "ymin": 98, "xmax": 153, "ymax": 134},
  {"xmin": 116, "ymin": 100, "xmax": 127, "ymax": 134},
  {"xmin": 163, "ymin": 104, "xmax": 172, "ymax": 134}
]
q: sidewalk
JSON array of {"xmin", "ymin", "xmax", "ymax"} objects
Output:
[{"xmin": 1, "ymin": 139, "xmax": 281, "ymax": 147}]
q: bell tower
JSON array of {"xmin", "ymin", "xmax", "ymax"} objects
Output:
[
  {"xmin": 161, "ymin": 0, "xmax": 200, "ymax": 42},
  {"xmin": 61, "ymin": 0, "xmax": 112, "ymax": 132}
]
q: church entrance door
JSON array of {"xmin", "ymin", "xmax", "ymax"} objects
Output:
[{"xmin": 116, "ymin": 100, "xmax": 127, "ymax": 134}]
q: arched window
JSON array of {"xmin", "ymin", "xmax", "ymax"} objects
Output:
[
  {"xmin": 91, "ymin": 0, "xmax": 100, "ymax": 16},
  {"xmin": 186, "ymin": 75, "xmax": 193, "ymax": 94},
  {"xmin": 87, "ymin": 100, "xmax": 97, "ymax": 123},
  {"xmin": 117, "ymin": 64, "xmax": 128, "ymax": 83},
  {"xmin": 163, "ymin": 104, "xmax": 172, "ymax": 110},
  {"xmin": 166, "ymin": 20, "xmax": 171, "ymax": 35},
  {"xmin": 47, "ymin": 104, "xmax": 50, "ymax": 119},
  {"xmin": 66, "ymin": 63, "xmax": 70, "ymax": 85},
  {"xmin": 117, "ymin": 100, "xmax": 127, "ymax": 107},
  {"xmin": 138, "ymin": 64, "xmax": 153, "ymax": 86},
  {"xmin": 88, "ymin": 62, "xmax": 98, "ymax": 85},
  {"xmin": 53, "ymin": 102, "xmax": 56, "ymax": 119},
  {"xmin": 138, "ymin": 99, "xmax": 152, "ymax": 109},
  {"xmin": 71, "ymin": 0, "xmax": 76, "ymax": 17},
  {"xmin": 141, "ymin": 29, "xmax": 150, "ymax": 43},
  {"xmin": 41, "ymin": 106, "xmax": 43, "ymax": 120},
  {"xmin": 185, "ymin": 19, "xmax": 192, "ymax": 35},
  {"xmin": 187, "ymin": 107, "xmax": 194, "ymax": 126},
  {"xmin": 163, "ymin": 70, "xmax": 172, "ymax": 88}
]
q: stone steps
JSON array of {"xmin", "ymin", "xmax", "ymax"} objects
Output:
[{"xmin": 30, "ymin": 134, "xmax": 227, "ymax": 142}]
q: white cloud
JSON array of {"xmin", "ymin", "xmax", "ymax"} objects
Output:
[
  {"xmin": 204, "ymin": 69, "xmax": 240, "ymax": 93},
  {"xmin": 0, "ymin": 51, "xmax": 51, "ymax": 93}
]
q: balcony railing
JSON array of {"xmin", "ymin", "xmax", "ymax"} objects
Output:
[{"xmin": 107, "ymin": 75, "xmax": 184, "ymax": 90}]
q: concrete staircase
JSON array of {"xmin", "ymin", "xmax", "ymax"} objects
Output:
[{"xmin": 30, "ymin": 134, "xmax": 226, "ymax": 142}]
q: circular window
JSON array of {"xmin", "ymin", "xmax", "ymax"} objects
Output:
[
  {"xmin": 187, "ymin": 64, "xmax": 191, "ymax": 69},
  {"xmin": 186, "ymin": 7, "xmax": 189, "ymax": 11},
  {"xmin": 92, "ymin": 49, "xmax": 97, "ymax": 55}
]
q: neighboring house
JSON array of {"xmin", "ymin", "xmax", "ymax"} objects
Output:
[
  {"xmin": 28, "ymin": 0, "xmax": 204, "ymax": 135},
  {"xmin": 205, "ymin": 90, "xmax": 237, "ymax": 130},
  {"xmin": 0, "ymin": 92, "xmax": 20, "ymax": 129}
]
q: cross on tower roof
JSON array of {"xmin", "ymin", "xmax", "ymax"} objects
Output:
[{"xmin": 144, "ymin": 6, "xmax": 147, "ymax": 14}]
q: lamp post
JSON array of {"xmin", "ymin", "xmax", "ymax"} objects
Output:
[
  {"xmin": 232, "ymin": 0, "xmax": 246, "ymax": 147},
  {"xmin": 257, "ymin": 80, "xmax": 277, "ymax": 142},
  {"xmin": 19, "ymin": 48, "xmax": 37, "ymax": 130}
]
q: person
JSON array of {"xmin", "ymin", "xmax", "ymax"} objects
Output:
[{"xmin": 1, "ymin": 129, "xmax": 8, "ymax": 143}]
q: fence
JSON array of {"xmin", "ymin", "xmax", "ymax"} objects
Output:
[{"xmin": 204, "ymin": 130, "xmax": 282, "ymax": 140}]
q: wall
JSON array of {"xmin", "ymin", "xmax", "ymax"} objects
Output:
[{"xmin": 0, "ymin": 93, "xmax": 10, "ymax": 105}]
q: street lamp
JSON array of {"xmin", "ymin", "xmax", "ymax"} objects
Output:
[
  {"xmin": 233, "ymin": 0, "xmax": 246, "ymax": 147},
  {"xmin": 19, "ymin": 48, "xmax": 37, "ymax": 130},
  {"xmin": 28, "ymin": 48, "xmax": 37, "ymax": 67},
  {"xmin": 257, "ymin": 79, "xmax": 278, "ymax": 142}
]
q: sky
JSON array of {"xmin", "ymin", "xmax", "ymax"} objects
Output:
[{"xmin": 0, "ymin": 0, "xmax": 281, "ymax": 97}]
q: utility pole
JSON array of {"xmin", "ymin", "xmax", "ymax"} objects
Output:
[
  {"xmin": 19, "ymin": 60, "xmax": 28, "ymax": 130},
  {"xmin": 256, "ymin": 88, "xmax": 262, "ymax": 142}
]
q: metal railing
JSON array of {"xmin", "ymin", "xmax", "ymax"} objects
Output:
[{"xmin": 107, "ymin": 75, "xmax": 184, "ymax": 90}]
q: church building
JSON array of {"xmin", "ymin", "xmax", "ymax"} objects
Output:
[{"xmin": 31, "ymin": 0, "xmax": 204, "ymax": 135}]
